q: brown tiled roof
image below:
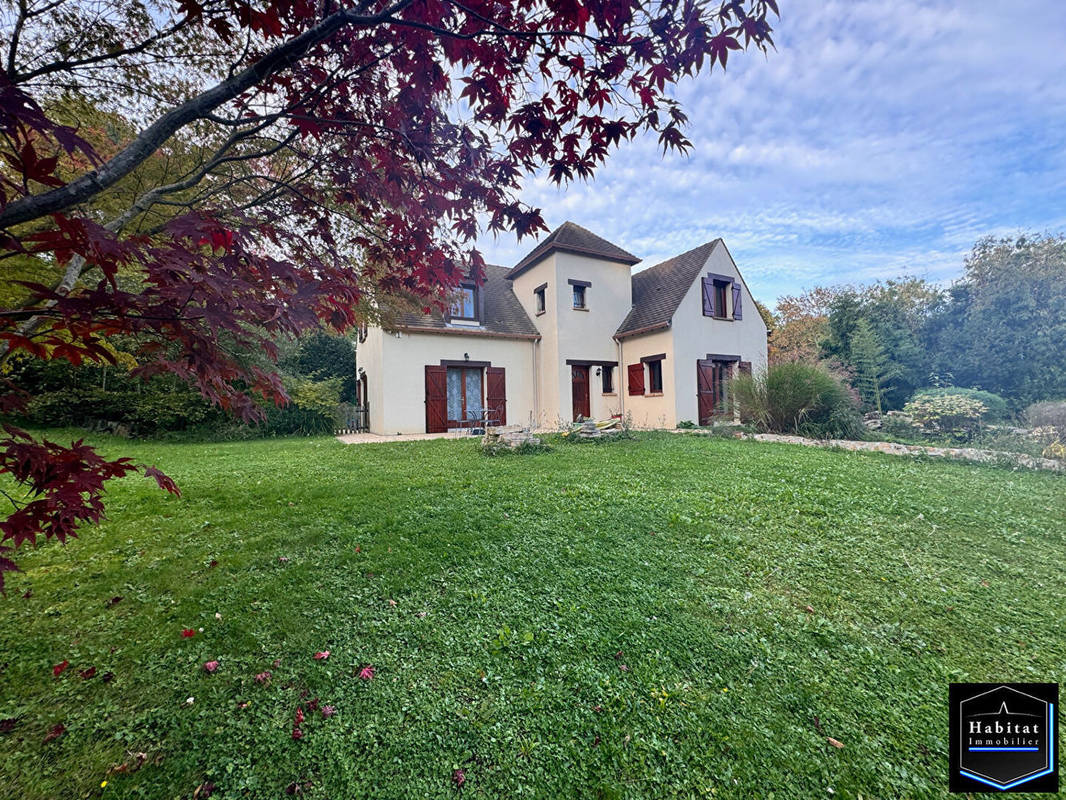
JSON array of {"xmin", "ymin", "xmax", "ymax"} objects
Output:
[
  {"xmin": 507, "ymin": 221, "xmax": 640, "ymax": 279},
  {"xmin": 391, "ymin": 264, "xmax": 540, "ymax": 339},
  {"xmin": 614, "ymin": 239, "xmax": 721, "ymax": 339}
]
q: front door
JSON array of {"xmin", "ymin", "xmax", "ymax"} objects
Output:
[
  {"xmin": 697, "ymin": 360, "xmax": 731, "ymax": 425},
  {"xmin": 571, "ymin": 365, "xmax": 591, "ymax": 421}
]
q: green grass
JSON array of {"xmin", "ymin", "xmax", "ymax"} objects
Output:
[{"xmin": 1, "ymin": 431, "xmax": 1063, "ymax": 799}]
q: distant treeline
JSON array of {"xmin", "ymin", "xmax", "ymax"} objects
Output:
[{"xmin": 768, "ymin": 233, "xmax": 1066, "ymax": 413}]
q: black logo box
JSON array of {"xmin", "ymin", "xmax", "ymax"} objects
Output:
[{"xmin": 950, "ymin": 683, "xmax": 1058, "ymax": 793}]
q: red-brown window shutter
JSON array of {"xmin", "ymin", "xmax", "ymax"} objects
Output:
[
  {"xmin": 627, "ymin": 363, "xmax": 645, "ymax": 395},
  {"xmin": 425, "ymin": 365, "xmax": 448, "ymax": 433},
  {"xmin": 486, "ymin": 367, "xmax": 506, "ymax": 426}
]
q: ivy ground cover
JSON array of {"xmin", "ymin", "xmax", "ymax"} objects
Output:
[{"xmin": 1, "ymin": 432, "xmax": 1063, "ymax": 798}]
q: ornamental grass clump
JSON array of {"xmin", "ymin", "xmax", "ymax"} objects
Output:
[
  {"xmin": 731, "ymin": 363, "xmax": 863, "ymax": 440},
  {"xmin": 902, "ymin": 394, "xmax": 987, "ymax": 442}
]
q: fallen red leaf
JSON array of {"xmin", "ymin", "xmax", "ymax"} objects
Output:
[
  {"xmin": 43, "ymin": 723, "xmax": 65, "ymax": 743},
  {"xmin": 52, "ymin": 660, "xmax": 69, "ymax": 677},
  {"xmin": 357, "ymin": 665, "xmax": 375, "ymax": 681},
  {"xmin": 203, "ymin": 660, "xmax": 220, "ymax": 673},
  {"xmin": 313, "ymin": 651, "xmax": 329, "ymax": 660},
  {"xmin": 79, "ymin": 666, "xmax": 96, "ymax": 679},
  {"xmin": 181, "ymin": 628, "xmax": 196, "ymax": 638}
]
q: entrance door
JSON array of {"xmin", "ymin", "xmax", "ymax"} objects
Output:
[
  {"xmin": 697, "ymin": 360, "xmax": 731, "ymax": 425},
  {"xmin": 571, "ymin": 365, "xmax": 591, "ymax": 421}
]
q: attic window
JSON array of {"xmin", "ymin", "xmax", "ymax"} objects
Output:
[
  {"xmin": 534, "ymin": 283, "xmax": 546, "ymax": 315},
  {"xmin": 450, "ymin": 283, "xmax": 478, "ymax": 321},
  {"xmin": 702, "ymin": 274, "xmax": 736, "ymax": 319}
]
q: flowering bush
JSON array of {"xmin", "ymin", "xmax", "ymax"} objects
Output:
[
  {"xmin": 1043, "ymin": 440, "xmax": 1066, "ymax": 461},
  {"xmin": 902, "ymin": 395, "xmax": 988, "ymax": 441}
]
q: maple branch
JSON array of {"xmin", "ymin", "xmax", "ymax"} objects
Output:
[
  {"xmin": 10, "ymin": 16, "xmax": 195, "ymax": 83},
  {"xmin": 0, "ymin": 0, "xmax": 413, "ymax": 230}
]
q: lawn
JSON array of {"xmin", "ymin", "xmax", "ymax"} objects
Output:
[{"xmin": 1, "ymin": 432, "xmax": 1063, "ymax": 799}]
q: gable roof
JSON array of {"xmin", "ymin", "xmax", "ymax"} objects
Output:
[
  {"xmin": 614, "ymin": 239, "xmax": 722, "ymax": 339},
  {"xmin": 507, "ymin": 221, "xmax": 640, "ymax": 280},
  {"xmin": 391, "ymin": 264, "xmax": 540, "ymax": 339}
]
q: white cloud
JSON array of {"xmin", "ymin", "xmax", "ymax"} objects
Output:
[{"xmin": 477, "ymin": 0, "xmax": 1066, "ymax": 305}]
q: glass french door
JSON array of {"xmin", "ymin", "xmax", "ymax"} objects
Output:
[{"xmin": 446, "ymin": 367, "xmax": 484, "ymax": 427}]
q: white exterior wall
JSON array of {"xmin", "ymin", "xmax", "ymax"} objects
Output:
[
  {"xmin": 551, "ymin": 252, "xmax": 632, "ymax": 423},
  {"xmin": 509, "ymin": 255, "xmax": 557, "ymax": 428},
  {"xmin": 509, "ymin": 251, "xmax": 632, "ymax": 425},
  {"xmin": 667, "ymin": 242, "xmax": 769, "ymax": 424},
  {"xmin": 365, "ymin": 330, "xmax": 536, "ymax": 434},
  {"xmin": 360, "ymin": 326, "xmax": 387, "ymax": 434},
  {"xmin": 617, "ymin": 327, "xmax": 677, "ymax": 428}
]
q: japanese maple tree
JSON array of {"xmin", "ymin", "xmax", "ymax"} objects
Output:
[{"xmin": 0, "ymin": 0, "xmax": 778, "ymax": 589}]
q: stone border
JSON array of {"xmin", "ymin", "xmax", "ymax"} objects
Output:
[{"xmin": 673, "ymin": 429, "xmax": 1065, "ymax": 473}]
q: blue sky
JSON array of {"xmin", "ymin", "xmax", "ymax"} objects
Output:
[{"xmin": 477, "ymin": 0, "xmax": 1066, "ymax": 306}]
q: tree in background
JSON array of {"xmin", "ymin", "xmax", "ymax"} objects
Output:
[
  {"xmin": 822, "ymin": 278, "xmax": 941, "ymax": 409},
  {"xmin": 769, "ymin": 286, "xmax": 845, "ymax": 364},
  {"xmin": 928, "ymin": 234, "xmax": 1066, "ymax": 406},
  {"xmin": 849, "ymin": 317, "xmax": 895, "ymax": 414},
  {"xmin": 0, "ymin": 0, "xmax": 780, "ymax": 588}
]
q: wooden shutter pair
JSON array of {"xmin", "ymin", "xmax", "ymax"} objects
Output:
[
  {"xmin": 627, "ymin": 363, "xmax": 645, "ymax": 395},
  {"xmin": 702, "ymin": 276, "xmax": 744, "ymax": 320}
]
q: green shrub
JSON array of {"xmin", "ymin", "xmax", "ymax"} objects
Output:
[
  {"xmin": 25, "ymin": 383, "xmax": 221, "ymax": 435},
  {"xmin": 676, "ymin": 420, "xmax": 696, "ymax": 429},
  {"xmin": 731, "ymin": 363, "xmax": 863, "ymax": 439},
  {"xmin": 1025, "ymin": 400, "xmax": 1066, "ymax": 438},
  {"xmin": 261, "ymin": 377, "xmax": 341, "ymax": 436},
  {"xmin": 912, "ymin": 386, "xmax": 1009, "ymax": 420},
  {"xmin": 902, "ymin": 394, "xmax": 986, "ymax": 441}
]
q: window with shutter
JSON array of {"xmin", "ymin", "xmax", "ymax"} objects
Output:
[
  {"xmin": 627, "ymin": 363, "xmax": 645, "ymax": 395},
  {"xmin": 732, "ymin": 284, "xmax": 743, "ymax": 320}
]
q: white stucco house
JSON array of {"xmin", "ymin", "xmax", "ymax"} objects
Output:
[{"xmin": 356, "ymin": 222, "xmax": 768, "ymax": 434}]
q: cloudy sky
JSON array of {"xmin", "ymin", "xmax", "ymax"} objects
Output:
[{"xmin": 477, "ymin": 0, "xmax": 1066, "ymax": 306}]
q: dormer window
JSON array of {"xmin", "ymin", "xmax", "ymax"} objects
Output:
[
  {"xmin": 568, "ymin": 279, "xmax": 591, "ymax": 310},
  {"xmin": 534, "ymin": 283, "xmax": 546, "ymax": 315},
  {"xmin": 450, "ymin": 283, "xmax": 478, "ymax": 321}
]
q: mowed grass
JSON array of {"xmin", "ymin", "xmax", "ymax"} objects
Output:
[{"xmin": 0, "ymin": 432, "xmax": 1064, "ymax": 799}]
